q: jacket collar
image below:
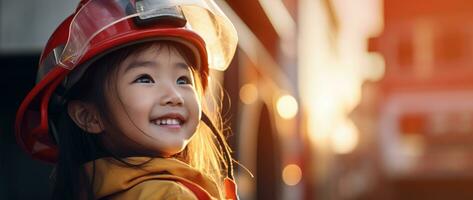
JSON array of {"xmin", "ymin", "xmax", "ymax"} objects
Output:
[{"xmin": 83, "ymin": 157, "xmax": 221, "ymax": 199}]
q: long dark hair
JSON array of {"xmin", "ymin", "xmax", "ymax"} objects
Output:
[{"xmin": 51, "ymin": 41, "xmax": 198, "ymax": 200}]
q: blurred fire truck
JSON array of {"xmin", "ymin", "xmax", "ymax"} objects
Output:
[{"xmin": 369, "ymin": 0, "xmax": 473, "ymax": 199}]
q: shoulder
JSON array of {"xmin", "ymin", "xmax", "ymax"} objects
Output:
[{"xmin": 114, "ymin": 179, "xmax": 198, "ymax": 200}]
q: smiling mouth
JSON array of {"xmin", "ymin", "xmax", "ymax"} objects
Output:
[
  {"xmin": 151, "ymin": 113, "xmax": 186, "ymax": 129},
  {"xmin": 152, "ymin": 117, "xmax": 184, "ymax": 130},
  {"xmin": 153, "ymin": 118, "xmax": 183, "ymax": 126}
]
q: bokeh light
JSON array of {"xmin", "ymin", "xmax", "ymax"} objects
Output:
[
  {"xmin": 239, "ymin": 83, "xmax": 258, "ymax": 104},
  {"xmin": 276, "ymin": 95, "xmax": 299, "ymax": 119},
  {"xmin": 282, "ymin": 164, "xmax": 302, "ymax": 186},
  {"xmin": 331, "ymin": 119, "xmax": 359, "ymax": 154}
]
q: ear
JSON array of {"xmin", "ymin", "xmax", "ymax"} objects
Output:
[{"xmin": 67, "ymin": 100, "xmax": 105, "ymax": 134}]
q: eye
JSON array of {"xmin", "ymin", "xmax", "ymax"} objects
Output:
[
  {"xmin": 176, "ymin": 76, "xmax": 192, "ymax": 85},
  {"xmin": 133, "ymin": 74, "xmax": 155, "ymax": 84}
]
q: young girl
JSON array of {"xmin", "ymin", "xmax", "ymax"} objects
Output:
[{"xmin": 15, "ymin": 0, "xmax": 238, "ymax": 199}]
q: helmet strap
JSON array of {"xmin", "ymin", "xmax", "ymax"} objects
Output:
[{"xmin": 201, "ymin": 112, "xmax": 234, "ymax": 180}]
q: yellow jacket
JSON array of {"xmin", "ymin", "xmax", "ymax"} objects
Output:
[{"xmin": 83, "ymin": 157, "xmax": 223, "ymax": 200}]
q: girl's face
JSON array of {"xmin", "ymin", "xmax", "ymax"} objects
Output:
[{"xmin": 102, "ymin": 44, "xmax": 202, "ymax": 157}]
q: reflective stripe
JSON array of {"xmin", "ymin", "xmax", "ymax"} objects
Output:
[{"xmin": 36, "ymin": 45, "xmax": 65, "ymax": 83}]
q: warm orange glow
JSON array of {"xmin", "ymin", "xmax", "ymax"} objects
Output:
[
  {"xmin": 258, "ymin": 0, "xmax": 296, "ymax": 41},
  {"xmin": 298, "ymin": 0, "xmax": 384, "ymax": 153},
  {"xmin": 236, "ymin": 174, "xmax": 254, "ymax": 197},
  {"xmin": 276, "ymin": 95, "xmax": 299, "ymax": 119},
  {"xmin": 239, "ymin": 83, "xmax": 258, "ymax": 104},
  {"xmin": 364, "ymin": 52, "xmax": 385, "ymax": 81},
  {"xmin": 282, "ymin": 164, "xmax": 302, "ymax": 186},
  {"xmin": 331, "ymin": 120, "xmax": 359, "ymax": 154}
]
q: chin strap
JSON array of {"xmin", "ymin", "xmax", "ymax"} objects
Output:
[
  {"xmin": 201, "ymin": 112, "xmax": 234, "ymax": 180},
  {"xmin": 201, "ymin": 112, "xmax": 239, "ymax": 200}
]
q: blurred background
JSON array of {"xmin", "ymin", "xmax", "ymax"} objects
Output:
[{"xmin": 2, "ymin": 0, "xmax": 473, "ymax": 199}]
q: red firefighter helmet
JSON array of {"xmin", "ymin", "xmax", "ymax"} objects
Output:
[{"xmin": 15, "ymin": 0, "xmax": 237, "ymax": 163}]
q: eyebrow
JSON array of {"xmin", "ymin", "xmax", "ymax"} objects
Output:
[
  {"xmin": 124, "ymin": 60, "xmax": 190, "ymax": 73},
  {"xmin": 124, "ymin": 61, "xmax": 156, "ymax": 73}
]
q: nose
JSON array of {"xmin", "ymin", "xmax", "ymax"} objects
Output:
[{"xmin": 159, "ymin": 82, "xmax": 184, "ymax": 106}]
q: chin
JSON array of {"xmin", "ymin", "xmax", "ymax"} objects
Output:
[{"xmin": 158, "ymin": 145, "xmax": 187, "ymax": 157}]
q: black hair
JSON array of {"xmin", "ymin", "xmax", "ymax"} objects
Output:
[{"xmin": 51, "ymin": 41, "xmax": 198, "ymax": 200}]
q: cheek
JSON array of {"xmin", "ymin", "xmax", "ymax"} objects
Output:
[
  {"xmin": 187, "ymin": 92, "xmax": 202, "ymax": 135},
  {"xmin": 189, "ymin": 89, "xmax": 202, "ymax": 115},
  {"xmin": 108, "ymin": 85, "xmax": 154, "ymax": 124},
  {"xmin": 123, "ymin": 88, "xmax": 154, "ymax": 110}
]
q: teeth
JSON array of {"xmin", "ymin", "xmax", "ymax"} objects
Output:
[{"xmin": 155, "ymin": 118, "xmax": 181, "ymax": 125}]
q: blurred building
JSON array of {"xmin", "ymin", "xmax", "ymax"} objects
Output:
[{"xmin": 219, "ymin": 0, "xmax": 304, "ymax": 199}]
